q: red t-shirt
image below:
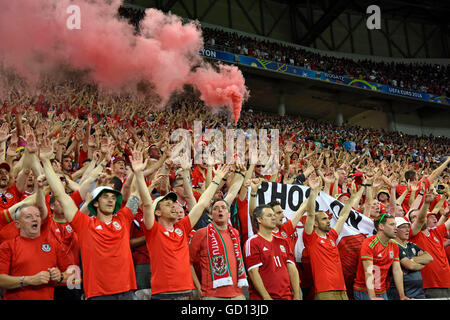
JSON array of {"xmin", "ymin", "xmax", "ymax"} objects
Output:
[
  {"xmin": 69, "ymin": 208, "xmax": 136, "ymax": 299},
  {"xmin": 303, "ymin": 228, "xmax": 345, "ymax": 293},
  {"xmin": 236, "ymin": 198, "xmax": 250, "ymax": 245},
  {"xmin": 191, "ymin": 165, "xmax": 207, "ymax": 189},
  {"xmin": 244, "ymin": 234, "xmax": 295, "ymax": 300},
  {"xmin": 272, "ymin": 219, "xmax": 297, "ymax": 254},
  {"xmin": 189, "ymin": 226, "xmax": 243, "ymax": 298},
  {"xmin": 130, "ymin": 209, "xmax": 149, "ymax": 266},
  {"xmin": 396, "ymin": 178, "xmax": 431, "ymax": 214},
  {"xmin": 0, "ymin": 208, "xmax": 14, "ymax": 231},
  {"xmin": 409, "ymin": 224, "xmax": 450, "ymax": 289},
  {"xmin": 47, "ymin": 217, "xmax": 80, "ymax": 268},
  {"xmin": 144, "ymin": 215, "xmax": 194, "ymax": 295},
  {"xmin": 0, "ymin": 226, "xmax": 70, "ymax": 300},
  {"xmin": 353, "ymin": 235, "xmax": 400, "ymax": 295},
  {"xmin": 0, "ymin": 184, "xmax": 22, "ymax": 210}
]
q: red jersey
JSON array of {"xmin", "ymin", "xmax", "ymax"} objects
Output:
[
  {"xmin": 191, "ymin": 165, "xmax": 207, "ymax": 189},
  {"xmin": 244, "ymin": 234, "xmax": 296, "ymax": 300},
  {"xmin": 0, "ymin": 184, "xmax": 22, "ymax": 210},
  {"xmin": 303, "ymin": 228, "xmax": 346, "ymax": 293},
  {"xmin": 0, "ymin": 208, "xmax": 14, "ymax": 231},
  {"xmin": 272, "ymin": 219, "xmax": 297, "ymax": 253},
  {"xmin": 189, "ymin": 226, "xmax": 243, "ymax": 298},
  {"xmin": 236, "ymin": 198, "xmax": 250, "ymax": 245},
  {"xmin": 353, "ymin": 235, "xmax": 399, "ymax": 295},
  {"xmin": 409, "ymin": 224, "xmax": 450, "ymax": 289},
  {"xmin": 396, "ymin": 178, "xmax": 431, "ymax": 214},
  {"xmin": 47, "ymin": 217, "xmax": 80, "ymax": 268},
  {"xmin": 0, "ymin": 226, "xmax": 70, "ymax": 300},
  {"xmin": 130, "ymin": 209, "xmax": 149, "ymax": 266},
  {"xmin": 69, "ymin": 208, "xmax": 136, "ymax": 299},
  {"xmin": 144, "ymin": 215, "xmax": 194, "ymax": 295}
]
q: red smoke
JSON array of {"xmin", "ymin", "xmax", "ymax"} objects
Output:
[{"xmin": 0, "ymin": 0, "xmax": 248, "ymax": 122}]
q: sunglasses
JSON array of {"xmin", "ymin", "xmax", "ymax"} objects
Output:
[{"xmin": 256, "ymin": 165, "xmax": 264, "ymax": 168}]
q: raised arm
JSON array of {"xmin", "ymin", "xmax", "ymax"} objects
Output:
[
  {"xmin": 410, "ymin": 190, "xmax": 434, "ymax": 236},
  {"xmin": 130, "ymin": 147, "xmax": 152, "ymax": 220},
  {"xmin": 224, "ymin": 164, "xmax": 247, "ymax": 205},
  {"xmin": 188, "ymin": 164, "xmax": 231, "ymax": 227},
  {"xmin": 304, "ymin": 175, "xmax": 321, "ymax": 235},
  {"xmin": 39, "ymin": 138, "xmax": 78, "ymax": 222},
  {"xmin": 334, "ymin": 184, "xmax": 365, "ymax": 235},
  {"xmin": 427, "ymin": 157, "xmax": 450, "ymax": 185}
]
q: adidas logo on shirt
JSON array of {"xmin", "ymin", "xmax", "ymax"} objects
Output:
[
  {"xmin": 263, "ymin": 247, "xmax": 269, "ymax": 251},
  {"xmin": 95, "ymin": 225, "xmax": 103, "ymax": 230}
]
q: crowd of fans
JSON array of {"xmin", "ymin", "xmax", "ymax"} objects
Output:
[
  {"xmin": 202, "ymin": 27, "xmax": 450, "ymax": 97},
  {"xmin": 116, "ymin": 6, "xmax": 450, "ymax": 97},
  {"xmin": 0, "ymin": 81, "xmax": 448, "ymax": 300}
]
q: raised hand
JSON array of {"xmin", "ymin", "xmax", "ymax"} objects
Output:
[
  {"xmin": 25, "ymin": 131, "xmax": 38, "ymax": 154},
  {"xmin": 130, "ymin": 148, "xmax": 148, "ymax": 173},
  {"xmin": 308, "ymin": 173, "xmax": 322, "ymax": 192},
  {"xmin": 214, "ymin": 164, "xmax": 232, "ymax": 180},
  {"xmin": 0, "ymin": 123, "xmax": 11, "ymax": 143},
  {"xmin": 36, "ymin": 175, "xmax": 48, "ymax": 188},
  {"xmin": 38, "ymin": 137, "xmax": 54, "ymax": 160}
]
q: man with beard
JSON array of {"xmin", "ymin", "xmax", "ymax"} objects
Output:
[
  {"xmin": 303, "ymin": 175, "xmax": 365, "ymax": 300},
  {"xmin": 353, "ymin": 213, "xmax": 410, "ymax": 300},
  {"xmin": 408, "ymin": 190, "xmax": 450, "ymax": 298}
]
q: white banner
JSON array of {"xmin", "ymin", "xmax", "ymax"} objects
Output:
[{"xmin": 248, "ymin": 182, "xmax": 376, "ymax": 262}]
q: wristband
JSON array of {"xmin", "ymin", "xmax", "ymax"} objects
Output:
[
  {"xmin": 20, "ymin": 276, "xmax": 25, "ymax": 287},
  {"xmin": 418, "ymin": 192, "xmax": 423, "ymax": 196},
  {"xmin": 211, "ymin": 180, "xmax": 220, "ymax": 186},
  {"xmin": 235, "ymin": 171, "xmax": 245, "ymax": 178},
  {"xmin": 57, "ymin": 273, "xmax": 64, "ymax": 284},
  {"xmin": 251, "ymin": 194, "xmax": 257, "ymax": 197},
  {"xmin": 361, "ymin": 184, "xmax": 372, "ymax": 187}
]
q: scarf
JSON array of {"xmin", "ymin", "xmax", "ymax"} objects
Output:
[{"xmin": 207, "ymin": 222, "xmax": 248, "ymax": 289}]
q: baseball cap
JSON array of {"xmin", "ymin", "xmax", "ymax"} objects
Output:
[
  {"xmin": 112, "ymin": 156, "xmax": 125, "ymax": 164},
  {"xmin": 87, "ymin": 186, "xmax": 123, "ymax": 217},
  {"xmin": 0, "ymin": 162, "xmax": 11, "ymax": 172},
  {"xmin": 336, "ymin": 193, "xmax": 351, "ymax": 201},
  {"xmin": 151, "ymin": 192, "xmax": 177, "ymax": 216},
  {"xmin": 426, "ymin": 212, "xmax": 438, "ymax": 218},
  {"xmin": 395, "ymin": 217, "xmax": 410, "ymax": 228}
]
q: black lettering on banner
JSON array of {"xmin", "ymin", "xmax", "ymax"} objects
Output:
[
  {"xmin": 287, "ymin": 185, "xmax": 303, "ymax": 211},
  {"xmin": 328, "ymin": 200, "xmax": 362, "ymax": 230},
  {"xmin": 347, "ymin": 209, "xmax": 363, "ymax": 230},
  {"xmin": 257, "ymin": 182, "xmax": 269, "ymax": 205},
  {"xmin": 329, "ymin": 200, "xmax": 343, "ymax": 219},
  {"xmin": 270, "ymin": 182, "xmax": 287, "ymax": 208}
]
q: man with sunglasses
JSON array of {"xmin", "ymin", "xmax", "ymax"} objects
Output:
[{"xmin": 353, "ymin": 213, "xmax": 410, "ymax": 300}]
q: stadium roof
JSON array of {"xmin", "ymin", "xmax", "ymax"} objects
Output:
[{"xmin": 269, "ymin": 0, "xmax": 450, "ymax": 47}]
